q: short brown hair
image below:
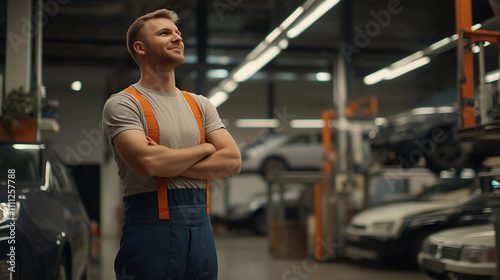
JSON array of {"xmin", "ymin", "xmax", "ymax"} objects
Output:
[{"xmin": 126, "ymin": 9, "xmax": 179, "ymax": 64}]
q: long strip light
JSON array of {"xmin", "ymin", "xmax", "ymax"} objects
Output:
[
  {"xmin": 209, "ymin": 91, "xmax": 229, "ymax": 107},
  {"xmin": 385, "ymin": 57, "xmax": 431, "ymax": 80},
  {"xmin": 287, "ymin": 0, "xmax": 340, "ymax": 38},
  {"xmin": 233, "ymin": 46, "xmax": 281, "ymax": 82},
  {"xmin": 363, "ymin": 19, "xmax": 491, "ymax": 85},
  {"xmin": 208, "ymin": 0, "xmax": 340, "ymax": 107},
  {"xmin": 235, "ymin": 119, "xmax": 325, "ymax": 128}
]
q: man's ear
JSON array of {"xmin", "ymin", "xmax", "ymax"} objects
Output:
[{"xmin": 133, "ymin": 41, "xmax": 146, "ymax": 56}]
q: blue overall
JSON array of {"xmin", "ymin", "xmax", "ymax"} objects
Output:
[{"xmin": 114, "ymin": 190, "xmax": 218, "ymax": 280}]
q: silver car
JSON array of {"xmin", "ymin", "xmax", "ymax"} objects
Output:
[
  {"xmin": 418, "ymin": 224, "xmax": 496, "ymax": 280},
  {"xmin": 240, "ymin": 132, "xmax": 324, "ymax": 177}
]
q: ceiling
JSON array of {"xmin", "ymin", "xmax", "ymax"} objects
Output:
[{"xmin": 0, "ymin": 0, "xmax": 498, "ymax": 120}]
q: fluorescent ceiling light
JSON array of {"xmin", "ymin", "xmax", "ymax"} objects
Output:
[
  {"xmin": 208, "ymin": 91, "xmax": 229, "ymax": 107},
  {"xmin": 235, "ymin": 119, "xmax": 280, "ymax": 128},
  {"xmin": 391, "ymin": 51, "xmax": 424, "ymax": 69},
  {"xmin": 385, "ymin": 57, "xmax": 431, "ymax": 80},
  {"xmin": 207, "ymin": 55, "xmax": 232, "ymax": 65},
  {"xmin": 428, "ymin": 37, "xmax": 452, "ymax": 51},
  {"xmin": 246, "ymin": 41, "xmax": 268, "ymax": 61},
  {"xmin": 280, "ymin": 7, "xmax": 304, "ymax": 29},
  {"xmin": 364, "ymin": 20, "xmax": 485, "ymax": 86},
  {"xmin": 233, "ymin": 46, "xmax": 281, "ymax": 82},
  {"xmin": 291, "ymin": 119, "xmax": 324, "ymax": 128},
  {"xmin": 235, "ymin": 118, "xmax": 326, "ymax": 128},
  {"xmin": 13, "ymin": 144, "xmax": 44, "ymax": 150},
  {"xmin": 472, "ymin": 23, "xmax": 482, "ymax": 30},
  {"xmin": 71, "ymin": 81, "xmax": 82, "ymax": 91},
  {"xmin": 486, "ymin": 69, "xmax": 500, "ymax": 83},
  {"xmin": 363, "ymin": 68, "xmax": 390, "ymax": 85},
  {"xmin": 265, "ymin": 27, "xmax": 282, "ymax": 43},
  {"xmin": 316, "ymin": 72, "xmax": 331, "ymax": 82},
  {"xmin": 278, "ymin": 39, "xmax": 289, "ymax": 49},
  {"xmin": 287, "ymin": 0, "xmax": 340, "ymax": 38},
  {"xmin": 222, "ymin": 80, "xmax": 239, "ymax": 92},
  {"xmin": 207, "ymin": 69, "xmax": 229, "ymax": 79}
]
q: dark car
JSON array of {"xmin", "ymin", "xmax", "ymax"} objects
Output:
[
  {"xmin": 225, "ymin": 187, "xmax": 304, "ymax": 235},
  {"xmin": 370, "ymin": 105, "xmax": 500, "ymax": 174},
  {"xmin": 0, "ymin": 142, "xmax": 91, "ymax": 280},
  {"xmin": 345, "ymin": 178, "xmax": 491, "ymax": 265}
]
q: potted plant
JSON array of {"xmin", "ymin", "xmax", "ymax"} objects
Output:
[{"xmin": 1, "ymin": 87, "xmax": 39, "ymax": 142}]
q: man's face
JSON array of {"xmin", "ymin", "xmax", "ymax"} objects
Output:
[{"xmin": 140, "ymin": 17, "xmax": 185, "ymax": 67}]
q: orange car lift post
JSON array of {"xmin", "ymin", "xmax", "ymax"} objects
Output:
[
  {"xmin": 316, "ymin": 96, "xmax": 378, "ymax": 260},
  {"xmin": 456, "ymin": 0, "xmax": 500, "ymax": 128},
  {"xmin": 315, "ymin": 110, "xmax": 337, "ymax": 260}
]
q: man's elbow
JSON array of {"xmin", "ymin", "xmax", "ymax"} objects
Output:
[
  {"xmin": 229, "ymin": 154, "xmax": 242, "ymax": 176},
  {"xmin": 131, "ymin": 157, "xmax": 156, "ymax": 177}
]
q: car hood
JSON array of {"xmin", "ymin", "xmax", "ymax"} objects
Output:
[
  {"xmin": 429, "ymin": 224, "xmax": 494, "ymax": 247},
  {"xmin": 350, "ymin": 201, "xmax": 455, "ymax": 224}
]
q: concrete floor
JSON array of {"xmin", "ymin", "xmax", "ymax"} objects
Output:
[{"xmin": 91, "ymin": 234, "xmax": 425, "ymax": 280}]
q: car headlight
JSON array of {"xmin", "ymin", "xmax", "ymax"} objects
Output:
[
  {"xmin": 0, "ymin": 204, "xmax": 11, "ymax": 224},
  {"xmin": 371, "ymin": 222, "xmax": 395, "ymax": 234},
  {"xmin": 460, "ymin": 246, "xmax": 496, "ymax": 263}
]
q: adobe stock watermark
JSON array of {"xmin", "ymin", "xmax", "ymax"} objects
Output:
[
  {"xmin": 213, "ymin": 0, "xmax": 243, "ymax": 21},
  {"xmin": 340, "ymin": 0, "xmax": 412, "ymax": 63},
  {"xmin": 65, "ymin": 127, "xmax": 104, "ymax": 166},
  {"xmin": 6, "ymin": 169, "xmax": 17, "ymax": 274},
  {"xmin": 8, "ymin": 0, "xmax": 70, "ymax": 54}
]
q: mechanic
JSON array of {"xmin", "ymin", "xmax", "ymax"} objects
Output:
[{"xmin": 102, "ymin": 9, "xmax": 241, "ymax": 280}]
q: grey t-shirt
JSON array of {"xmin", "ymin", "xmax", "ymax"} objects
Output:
[{"xmin": 102, "ymin": 83, "xmax": 225, "ymax": 199}]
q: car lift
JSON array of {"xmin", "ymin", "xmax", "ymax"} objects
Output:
[{"xmin": 455, "ymin": 0, "xmax": 500, "ymax": 277}]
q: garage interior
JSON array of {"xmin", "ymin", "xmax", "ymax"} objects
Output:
[{"xmin": 1, "ymin": 0, "xmax": 500, "ymax": 279}]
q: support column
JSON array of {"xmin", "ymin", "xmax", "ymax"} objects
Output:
[
  {"xmin": 5, "ymin": 0, "xmax": 32, "ymax": 104},
  {"xmin": 196, "ymin": 0, "xmax": 208, "ymax": 95},
  {"xmin": 329, "ymin": 0, "xmax": 353, "ymax": 259}
]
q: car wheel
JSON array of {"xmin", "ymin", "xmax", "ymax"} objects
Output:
[
  {"xmin": 425, "ymin": 135, "xmax": 468, "ymax": 174},
  {"xmin": 57, "ymin": 257, "xmax": 70, "ymax": 280},
  {"xmin": 261, "ymin": 158, "xmax": 287, "ymax": 179},
  {"xmin": 252, "ymin": 211, "xmax": 267, "ymax": 235}
]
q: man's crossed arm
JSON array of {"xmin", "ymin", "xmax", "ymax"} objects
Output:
[{"xmin": 113, "ymin": 128, "xmax": 241, "ymax": 179}]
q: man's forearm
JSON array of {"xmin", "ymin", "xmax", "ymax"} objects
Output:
[
  {"xmin": 179, "ymin": 148, "xmax": 241, "ymax": 180},
  {"xmin": 146, "ymin": 143, "xmax": 217, "ymax": 178}
]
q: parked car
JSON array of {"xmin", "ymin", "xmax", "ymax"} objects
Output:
[
  {"xmin": 0, "ymin": 142, "xmax": 91, "ymax": 280},
  {"xmin": 370, "ymin": 105, "xmax": 500, "ymax": 174},
  {"xmin": 225, "ymin": 186, "xmax": 304, "ymax": 235},
  {"xmin": 345, "ymin": 178, "xmax": 491, "ymax": 264},
  {"xmin": 418, "ymin": 223, "xmax": 496, "ymax": 280},
  {"xmin": 240, "ymin": 132, "xmax": 324, "ymax": 177}
]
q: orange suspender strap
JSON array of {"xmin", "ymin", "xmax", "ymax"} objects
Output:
[
  {"xmin": 122, "ymin": 87, "xmax": 209, "ymax": 219},
  {"xmin": 122, "ymin": 87, "xmax": 170, "ymax": 219},
  {"xmin": 180, "ymin": 91, "xmax": 210, "ymax": 215}
]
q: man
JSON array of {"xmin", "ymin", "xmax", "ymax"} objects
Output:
[{"xmin": 102, "ymin": 9, "xmax": 241, "ymax": 280}]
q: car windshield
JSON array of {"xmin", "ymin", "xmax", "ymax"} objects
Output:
[
  {"xmin": 0, "ymin": 143, "xmax": 43, "ymax": 183},
  {"xmin": 414, "ymin": 179, "xmax": 476, "ymax": 202}
]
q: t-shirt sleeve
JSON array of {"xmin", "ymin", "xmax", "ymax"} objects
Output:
[
  {"xmin": 196, "ymin": 95, "xmax": 226, "ymax": 135},
  {"xmin": 102, "ymin": 92, "xmax": 145, "ymax": 145}
]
